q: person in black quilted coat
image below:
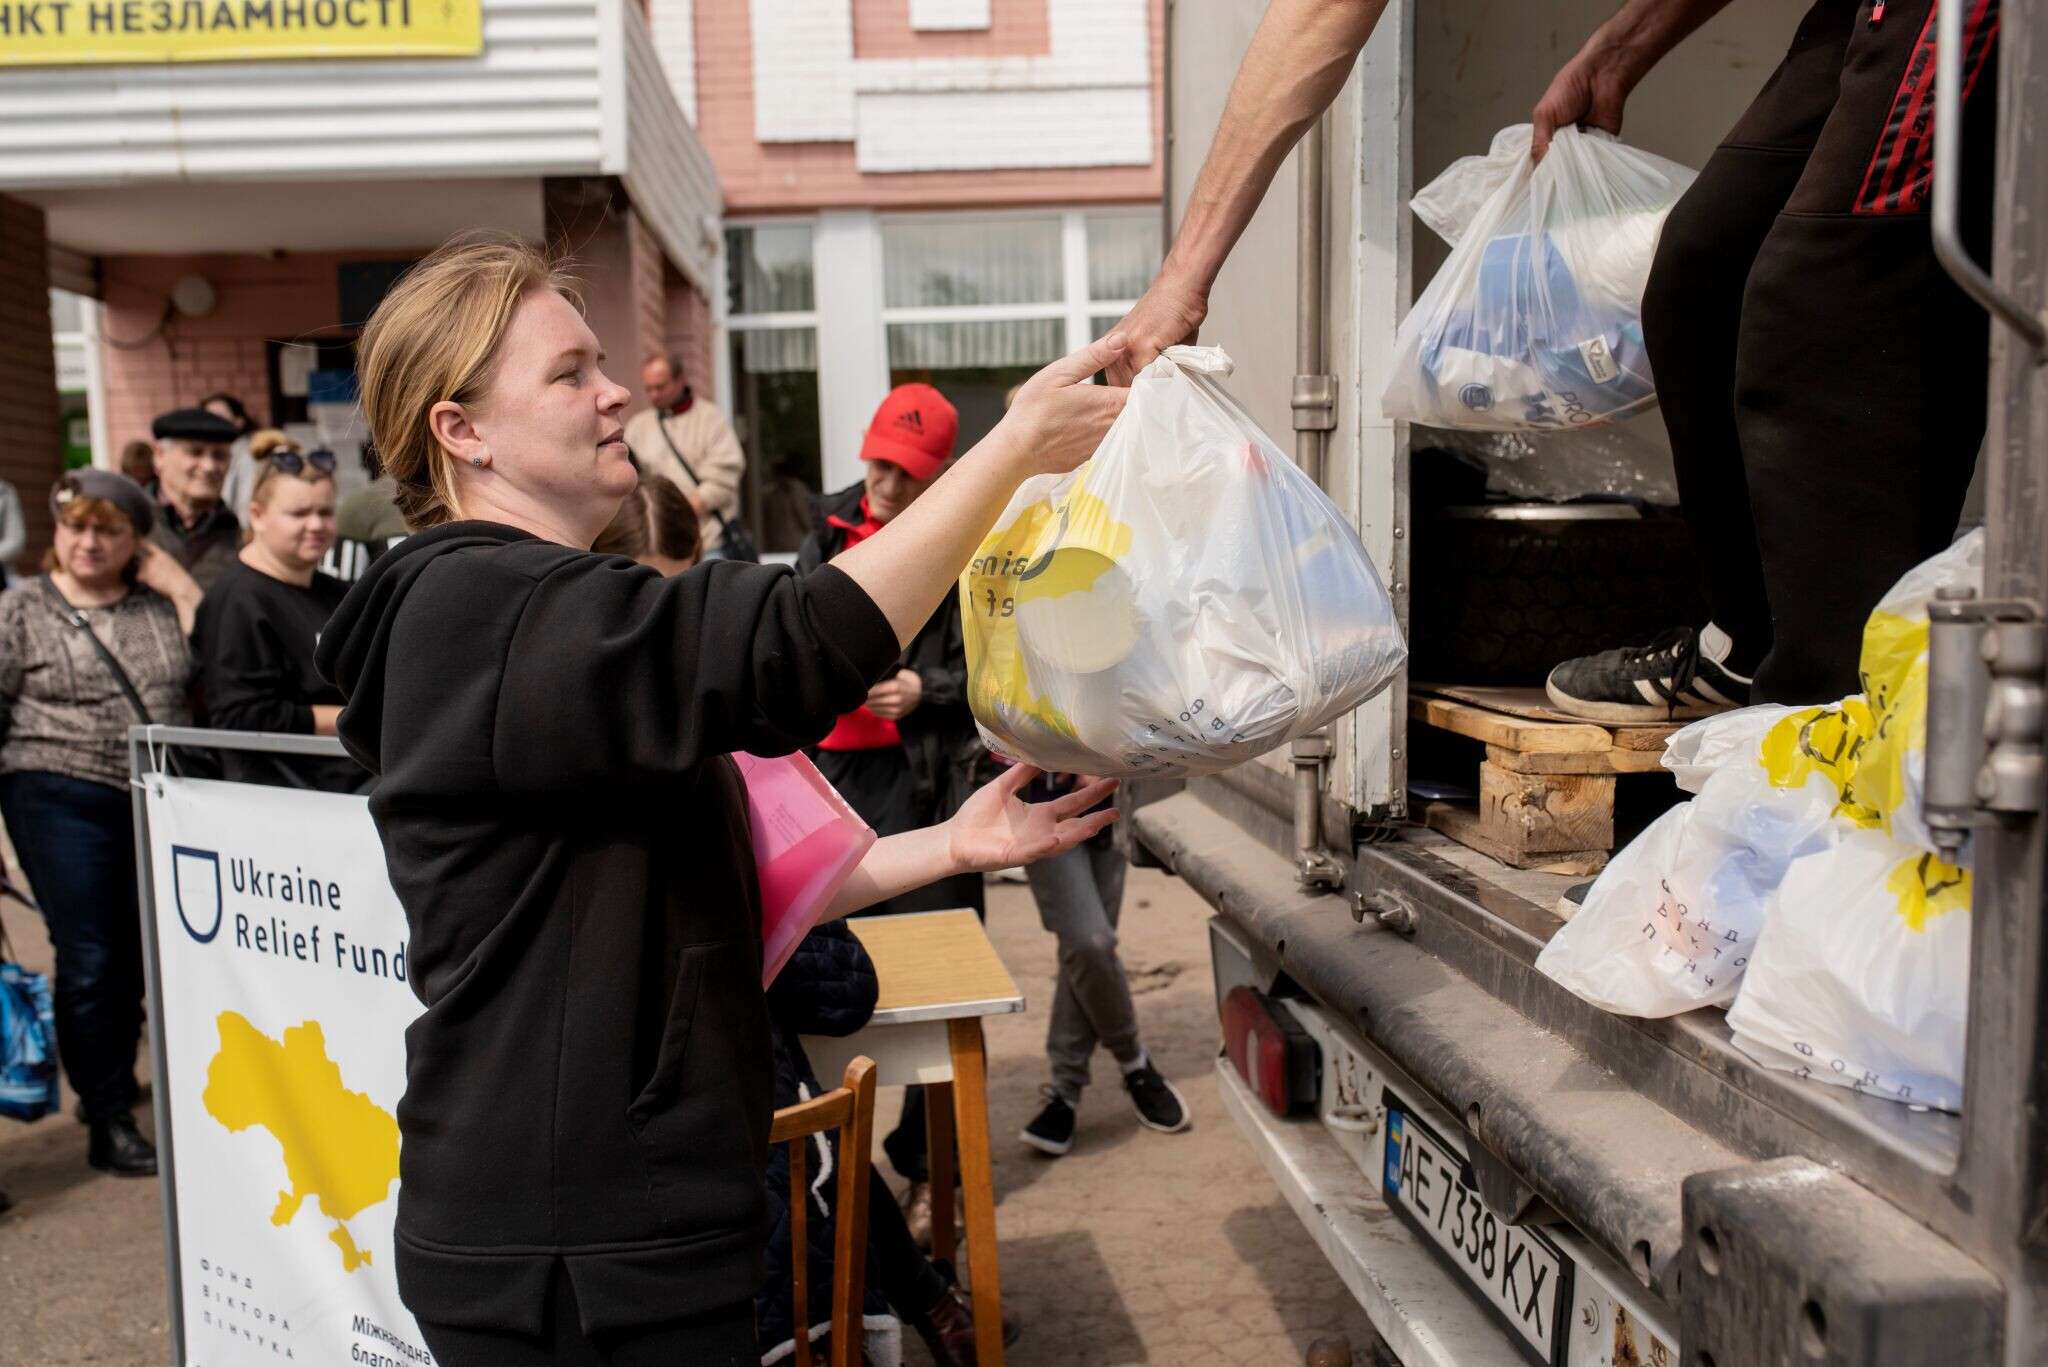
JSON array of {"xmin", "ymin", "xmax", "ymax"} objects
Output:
[{"xmin": 758, "ymin": 924, "xmax": 1011, "ymax": 1366}]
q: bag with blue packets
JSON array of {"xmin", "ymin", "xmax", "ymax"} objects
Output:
[{"xmin": 1383, "ymin": 124, "xmax": 1695, "ymax": 432}]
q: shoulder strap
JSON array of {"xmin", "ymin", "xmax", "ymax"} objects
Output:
[
  {"xmin": 39, "ymin": 577, "xmax": 152, "ymax": 727},
  {"xmin": 653, "ymin": 413, "xmax": 733, "ymax": 532}
]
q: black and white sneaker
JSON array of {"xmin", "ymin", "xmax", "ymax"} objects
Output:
[
  {"xmin": 1544, "ymin": 624, "xmax": 1752, "ymax": 724},
  {"xmin": 1122, "ymin": 1058, "xmax": 1191, "ymax": 1134},
  {"xmin": 1020, "ymin": 1087, "xmax": 1077, "ymax": 1156}
]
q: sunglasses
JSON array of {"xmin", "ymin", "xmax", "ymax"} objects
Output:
[{"xmin": 264, "ymin": 448, "xmax": 337, "ymax": 477}]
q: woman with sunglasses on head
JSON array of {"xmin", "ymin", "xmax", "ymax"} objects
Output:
[{"xmin": 191, "ymin": 434, "xmax": 366, "ymax": 792}]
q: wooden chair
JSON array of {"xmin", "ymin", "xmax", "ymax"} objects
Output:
[{"xmin": 770, "ymin": 1054, "xmax": 878, "ymax": 1367}]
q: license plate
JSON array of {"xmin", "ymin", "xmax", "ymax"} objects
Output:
[{"xmin": 1384, "ymin": 1104, "xmax": 1571, "ymax": 1365}]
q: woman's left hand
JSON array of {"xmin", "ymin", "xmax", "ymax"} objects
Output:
[{"xmin": 945, "ymin": 764, "xmax": 1118, "ymax": 873}]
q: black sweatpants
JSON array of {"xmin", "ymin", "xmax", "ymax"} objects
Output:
[
  {"xmin": 414, "ymin": 1266, "xmax": 755, "ymax": 1367},
  {"xmin": 1641, "ymin": 0, "xmax": 1999, "ymax": 703}
]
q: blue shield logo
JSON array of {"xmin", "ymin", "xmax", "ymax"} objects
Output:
[{"xmin": 171, "ymin": 846, "xmax": 223, "ymax": 944}]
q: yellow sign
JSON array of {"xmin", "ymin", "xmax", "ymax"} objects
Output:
[{"xmin": 0, "ymin": 0, "xmax": 480, "ymax": 65}]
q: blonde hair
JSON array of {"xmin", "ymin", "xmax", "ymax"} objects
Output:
[
  {"xmin": 356, "ymin": 232, "xmax": 581, "ymax": 530},
  {"xmin": 240, "ymin": 430, "xmax": 336, "ymax": 543}
]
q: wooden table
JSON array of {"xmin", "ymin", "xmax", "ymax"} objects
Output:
[{"xmin": 800, "ymin": 908, "xmax": 1023, "ymax": 1367}]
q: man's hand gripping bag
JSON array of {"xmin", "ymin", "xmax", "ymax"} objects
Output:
[{"xmin": 961, "ymin": 346, "xmax": 1406, "ymax": 779}]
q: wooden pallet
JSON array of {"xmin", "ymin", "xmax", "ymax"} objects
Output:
[{"xmin": 1411, "ymin": 685, "xmax": 1681, "ymax": 875}]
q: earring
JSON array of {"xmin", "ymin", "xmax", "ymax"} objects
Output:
[{"xmin": 471, "ymin": 456, "xmax": 484, "ymax": 467}]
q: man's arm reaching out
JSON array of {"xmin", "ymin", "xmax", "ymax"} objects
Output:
[
  {"xmin": 1531, "ymin": 0, "xmax": 1736, "ymax": 159},
  {"xmin": 1107, "ymin": 0, "xmax": 1387, "ymax": 384}
]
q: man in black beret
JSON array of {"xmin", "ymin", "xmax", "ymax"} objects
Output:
[{"xmin": 146, "ymin": 407, "xmax": 241, "ymax": 591}]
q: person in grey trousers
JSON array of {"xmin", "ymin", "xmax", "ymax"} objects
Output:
[{"xmin": 1018, "ymin": 772, "xmax": 1190, "ymax": 1155}]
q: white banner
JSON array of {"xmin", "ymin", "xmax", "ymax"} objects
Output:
[{"xmin": 144, "ymin": 775, "xmax": 430, "ymax": 1367}]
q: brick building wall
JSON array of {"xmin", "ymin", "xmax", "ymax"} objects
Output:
[
  {"xmin": 0, "ymin": 195, "xmax": 62, "ymax": 567},
  {"xmin": 693, "ymin": 0, "xmax": 1163, "ymax": 214},
  {"xmin": 97, "ymin": 248, "xmax": 420, "ymax": 454},
  {"xmin": 662, "ymin": 262, "xmax": 714, "ymax": 400}
]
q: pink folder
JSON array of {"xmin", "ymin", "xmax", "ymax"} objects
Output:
[{"xmin": 735, "ymin": 751, "xmax": 877, "ymax": 986}]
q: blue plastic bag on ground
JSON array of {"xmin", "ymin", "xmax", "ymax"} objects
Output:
[{"xmin": 1, "ymin": 955, "xmax": 60, "ymax": 1123}]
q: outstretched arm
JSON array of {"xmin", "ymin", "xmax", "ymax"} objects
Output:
[
  {"xmin": 1531, "ymin": 0, "xmax": 1734, "ymax": 159},
  {"xmin": 824, "ymin": 767, "xmax": 1119, "ymax": 920},
  {"xmin": 1107, "ymin": 0, "xmax": 1387, "ymax": 384},
  {"xmin": 831, "ymin": 336, "xmax": 1128, "ymax": 645}
]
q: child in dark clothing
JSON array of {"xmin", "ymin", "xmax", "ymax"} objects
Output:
[{"xmin": 761, "ymin": 924, "xmax": 1014, "ymax": 1367}]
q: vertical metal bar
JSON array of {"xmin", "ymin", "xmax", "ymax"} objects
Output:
[
  {"xmin": 1296, "ymin": 116, "xmax": 1329, "ymax": 485},
  {"xmin": 1951, "ymin": 0, "xmax": 2048, "ymax": 1357},
  {"xmin": 1936, "ymin": 0, "xmax": 2048, "ymax": 349},
  {"xmin": 1160, "ymin": 0, "xmax": 1177, "ymax": 265},
  {"xmin": 1292, "ymin": 115, "xmax": 1343, "ymax": 886},
  {"xmin": 129, "ymin": 727, "xmax": 186, "ymax": 1365}
]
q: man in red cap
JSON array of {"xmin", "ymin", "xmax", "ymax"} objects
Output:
[{"xmin": 797, "ymin": 382, "xmax": 996, "ymax": 1236}]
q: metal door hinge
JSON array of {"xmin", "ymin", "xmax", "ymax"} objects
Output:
[{"xmin": 1923, "ymin": 589, "xmax": 2046, "ymax": 858}]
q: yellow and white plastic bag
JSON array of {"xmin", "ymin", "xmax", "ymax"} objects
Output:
[
  {"xmin": 960, "ymin": 346, "xmax": 1406, "ymax": 779},
  {"xmin": 1532, "ymin": 704, "xmax": 1844, "ymax": 1017},
  {"xmin": 1725, "ymin": 829, "xmax": 1971, "ymax": 1110}
]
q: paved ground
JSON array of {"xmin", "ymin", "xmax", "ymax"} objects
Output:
[{"xmin": 0, "ymin": 860, "xmax": 1373, "ymax": 1365}]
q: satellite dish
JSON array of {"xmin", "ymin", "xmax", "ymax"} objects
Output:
[{"xmin": 170, "ymin": 275, "xmax": 216, "ymax": 318}]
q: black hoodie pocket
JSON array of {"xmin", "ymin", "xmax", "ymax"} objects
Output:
[{"xmin": 623, "ymin": 939, "xmax": 773, "ymax": 1229}]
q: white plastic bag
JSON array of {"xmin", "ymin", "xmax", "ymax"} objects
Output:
[
  {"xmin": 1661, "ymin": 704, "xmax": 1800, "ymax": 794},
  {"xmin": 1535, "ymin": 707, "xmax": 1842, "ymax": 1017},
  {"xmin": 1837, "ymin": 531, "xmax": 1984, "ymax": 854},
  {"xmin": 1384, "ymin": 124, "xmax": 1696, "ymax": 432},
  {"xmin": 960, "ymin": 346, "xmax": 1406, "ymax": 779},
  {"xmin": 1726, "ymin": 829, "xmax": 1972, "ymax": 1111}
]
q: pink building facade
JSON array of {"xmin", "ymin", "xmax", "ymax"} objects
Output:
[{"xmin": 651, "ymin": 0, "xmax": 1167, "ymax": 549}]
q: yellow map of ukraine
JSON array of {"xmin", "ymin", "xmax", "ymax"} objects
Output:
[{"xmin": 202, "ymin": 1011, "xmax": 400, "ymax": 1273}]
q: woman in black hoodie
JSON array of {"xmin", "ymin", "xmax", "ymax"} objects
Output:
[{"xmin": 313, "ymin": 233, "xmax": 1126, "ymax": 1366}]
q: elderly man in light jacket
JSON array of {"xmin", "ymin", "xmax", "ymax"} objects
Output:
[{"xmin": 622, "ymin": 353, "xmax": 747, "ymax": 558}]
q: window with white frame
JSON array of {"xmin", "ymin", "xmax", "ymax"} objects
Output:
[
  {"xmin": 725, "ymin": 222, "xmax": 821, "ymax": 553},
  {"xmin": 723, "ymin": 207, "xmax": 1161, "ymax": 551},
  {"xmin": 882, "ymin": 208, "xmax": 1158, "ymax": 453}
]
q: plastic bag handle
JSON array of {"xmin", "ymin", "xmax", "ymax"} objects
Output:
[{"xmin": 1160, "ymin": 344, "xmax": 1235, "ymax": 376}]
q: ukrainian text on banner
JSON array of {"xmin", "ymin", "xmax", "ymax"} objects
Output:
[
  {"xmin": 0, "ymin": 0, "xmax": 480, "ymax": 66},
  {"xmin": 145, "ymin": 775, "xmax": 428, "ymax": 1367}
]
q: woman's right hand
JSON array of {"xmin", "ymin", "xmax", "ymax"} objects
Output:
[{"xmin": 991, "ymin": 334, "xmax": 1132, "ymax": 478}]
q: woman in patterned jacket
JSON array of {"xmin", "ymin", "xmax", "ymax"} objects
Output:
[{"xmin": 0, "ymin": 469, "xmax": 201, "ymax": 1184}]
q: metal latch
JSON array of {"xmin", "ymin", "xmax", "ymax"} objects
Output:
[
  {"xmin": 1291, "ymin": 733, "xmax": 1345, "ymax": 890},
  {"xmin": 1291, "ymin": 374, "xmax": 1337, "ymax": 432},
  {"xmin": 1923, "ymin": 587, "xmax": 2046, "ymax": 858}
]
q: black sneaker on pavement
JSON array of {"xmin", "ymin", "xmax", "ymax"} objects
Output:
[
  {"xmin": 1545, "ymin": 624, "xmax": 1752, "ymax": 724},
  {"xmin": 1019, "ymin": 1088, "xmax": 1076, "ymax": 1156},
  {"xmin": 1123, "ymin": 1061, "xmax": 1190, "ymax": 1134}
]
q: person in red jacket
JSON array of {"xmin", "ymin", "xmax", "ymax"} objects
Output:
[{"xmin": 797, "ymin": 385, "xmax": 999, "ymax": 1236}]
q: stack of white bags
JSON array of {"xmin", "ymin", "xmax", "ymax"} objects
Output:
[{"xmin": 1536, "ymin": 533, "xmax": 1982, "ymax": 1111}]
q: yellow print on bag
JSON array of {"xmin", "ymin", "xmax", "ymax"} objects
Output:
[
  {"xmin": 1839, "ymin": 610, "xmax": 1930, "ymax": 838},
  {"xmin": 1758, "ymin": 699, "xmax": 1878, "ymax": 821},
  {"xmin": 960, "ymin": 475, "xmax": 1135, "ymax": 741},
  {"xmin": 1886, "ymin": 850, "xmax": 1971, "ymax": 932}
]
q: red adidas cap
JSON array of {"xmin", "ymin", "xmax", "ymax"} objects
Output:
[{"xmin": 860, "ymin": 383, "xmax": 959, "ymax": 480}]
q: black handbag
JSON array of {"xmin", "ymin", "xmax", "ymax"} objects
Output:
[{"xmin": 651, "ymin": 413, "xmax": 760, "ymax": 563}]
